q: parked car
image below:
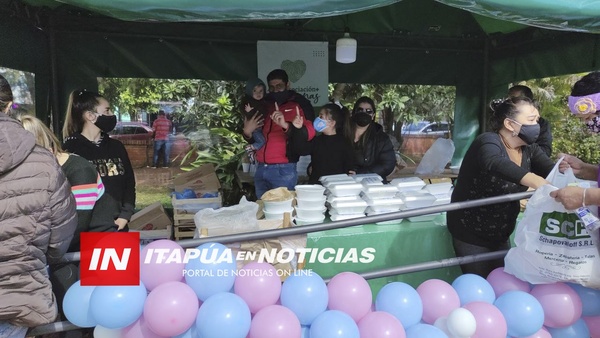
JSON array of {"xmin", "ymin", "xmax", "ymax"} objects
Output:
[
  {"xmin": 401, "ymin": 121, "xmax": 451, "ymax": 137},
  {"xmin": 109, "ymin": 121, "xmax": 154, "ymax": 141}
]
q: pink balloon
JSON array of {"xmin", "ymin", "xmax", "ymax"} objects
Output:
[
  {"xmin": 530, "ymin": 283, "xmax": 582, "ymax": 328},
  {"xmin": 122, "ymin": 315, "xmax": 166, "ymax": 338},
  {"xmin": 140, "ymin": 240, "xmax": 186, "ymax": 291},
  {"xmin": 519, "ymin": 326, "xmax": 551, "ymax": 338},
  {"xmin": 358, "ymin": 311, "xmax": 406, "ymax": 338},
  {"xmin": 234, "ymin": 262, "xmax": 282, "ymax": 313},
  {"xmin": 463, "ymin": 301, "xmax": 508, "ymax": 338},
  {"xmin": 248, "ymin": 305, "xmax": 301, "ymax": 338},
  {"xmin": 486, "ymin": 267, "xmax": 530, "ymax": 297},
  {"xmin": 327, "ymin": 272, "xmax": 372, "ymax": 322},
  {"xmin": 583, "ymin": 315, "xmax": 600, "ymax": 337},
  {"xmin": 143, "ymin": 281, "xmax": 199, "ymax": 337},
  {"xmin": 417, "ymin": 279, "xmax": 461, "ymax": 324}
]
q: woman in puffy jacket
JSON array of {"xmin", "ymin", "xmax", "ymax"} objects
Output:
[
  {"xmin": 346, "ymin": 96, "xmax": 396, "ymax": 179},
  {"xmin": 0, "ymin": 74, "xmax": 77, "ymax": 337}
]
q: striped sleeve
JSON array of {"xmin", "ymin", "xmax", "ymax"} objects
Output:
[{"xmin": 71, "ymin": 174, "xmax": 105, "ymax": 210}]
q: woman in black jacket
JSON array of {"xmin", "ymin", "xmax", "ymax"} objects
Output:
[{"xmin": 346, "ymin": 96, "xmax": 396, "ymax": 179}]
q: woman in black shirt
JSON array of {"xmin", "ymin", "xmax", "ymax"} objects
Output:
[{"xmin": 447, "ymin": 96, "xmax": 554, "ymax": 277}]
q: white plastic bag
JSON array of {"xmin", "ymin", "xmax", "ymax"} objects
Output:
[
  {"xmin": 504, "ymin": 158, "xmax": 600, "ymax": 288},
  {"xmin": 415, "ymin": 138, "xmax": 455, "ymax": 175},
  {"xmin": 193, "ymin": 196, "xmax": 259, "ymax": 238}
]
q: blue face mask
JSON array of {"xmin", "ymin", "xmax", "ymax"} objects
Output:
[{"xmin": 313, "ymin": 117, "xmax": 328, "ymax": 132}]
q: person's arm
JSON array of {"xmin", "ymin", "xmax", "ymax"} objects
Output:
[
  {"xmin": 47, "ymin": 162, "xmax": 78, "ymax": 264},
  {"xmin": 550, "ymin": 186, "xmax": 600, "ymax": 210}
]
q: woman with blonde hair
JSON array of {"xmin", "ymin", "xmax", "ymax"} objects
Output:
[
  {"xmin": 16, "ymin": 114, "xmax": 106, "ymax": 251},
  {"xmin": 62, "ymin": 89, "xmax": 136, "ymax": 232}
]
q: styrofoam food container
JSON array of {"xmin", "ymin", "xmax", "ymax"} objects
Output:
[
  {"xmin": 390, "ymin": 177, "xmax": 426, "ymax": 192},
  {"xmin": 433, "ymin": 195, "xmax": 451, "ymax": 205},
  {"xmin": 366, "ymin": 209, "xmax": 404, "ymax": 224},
  {"xmin": 361, "ymin": 185, "xmax": 399, "ymax": 199},
  {"xmin": 397, "ymin": 191, "xmax": 437, "ymax": 209},
  {"xmin": 296, "ymin": 196, "xmax": 327, "ymax": 209},
  {"xmin": 263, "ymin": 198, "xmax": 294, "ymax": 213},
  {"xmin": 353, "ymin": 173, "xmax": 383, "ymax": 183},
  {"xmin": 295, "ymin": 206, "xmax": 326, "ymax": 220},
  {"xmin": 264, "ymin": 207, "xmax": 294, "ymax": 220},
  {"xmin": 319, "ymin": 174, "xmax": 351, "ymax": 182},
  {"xmin": 449, "ymin": 165, "xmax": 460, "ymax": 174},
  {"xmin": 322, "ymin": 178, "xmax": 357, "ymax": 188},
  {"xmin": 329, "ymin": 199, "xmax": 368, "ymax": 214},
  {"xmin": 295, "ymin": 185, "xmax": 326, "ymax": 200},
  {"xmin": 363, "ymin": 196, "xmax": 405, "ymax": 212},
  {"xmin": 327, "ymin": 182, "xmax": 363, "ymax": 197},
  {"xmin": 423, "ymin": 182, "xmax": 453, "ymax": 196},
  {"xmin": 295, "ymin": 215, "xmax": 326, "ymax": 225},
  {"xmin": 326, "ymin": 194, "xmax": 361, "ymax": 204},
  {"xmin": 329, "ymin": 211, "xmax": 365, "ymax": 221}
]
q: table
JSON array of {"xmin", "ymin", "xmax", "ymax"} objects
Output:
[
  {"xmin": 304, "ymin": 214, "xmax": 462, "ymax": 296},
  {"xmin": 389, "ymin": 168, "xmax": 458, "ymax": 184}
]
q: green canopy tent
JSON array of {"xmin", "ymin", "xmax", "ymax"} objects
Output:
[{"xmin": 2, "ymin": 0, "xmax": 600, "ymax": 163}]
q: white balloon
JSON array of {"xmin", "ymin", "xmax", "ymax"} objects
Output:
[
  {"xmin": 434, "ymin": 316, "xmax": 453, "ymax": 337},
  {"xmin": 94, "ymin": 325, "xmax": 122, "ymax": 338},
  {"xmin": 446, "ymin": 308, "xmax": 476, "ymax": 338}
]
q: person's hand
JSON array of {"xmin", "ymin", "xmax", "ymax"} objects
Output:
[
  {"xmin": 549, "ymin": 186, "xmax": 585, "ymax": 210},
  {"xmin": 557, "ymin": 153, "xmax": 584, "ymax": 175},
  {"xmin": 114, "ymin": 218, "xmax": 128, "ymax": 231},
  {"xmin": 271, "ymin": 102, "xmax": 289, "ymax": 130},
  {"xmin": 348, "ymin": 170, "xmax": 356, "ymax": 175},
  {"xmin": 244, "ymin": 103, "xmax": 253, "ymax": 113},
  {"xmin": 292, "ymin": 106, "xmax": 303, "ymax": 129},
  {"xmin": 243, "ymin": 112, "xmax": 264, "ymax": 138}
]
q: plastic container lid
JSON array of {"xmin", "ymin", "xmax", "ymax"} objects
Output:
[
  {"xmin": 295, "ymin": 184, "xmax": 326, "ymax": 200},
  {"xmin": 319, "ymin": 173, "xmax": 351, "ymax": 182},
  {"xmin": 330, "ymin": 199, "xmax": 368, "ymax": 209},
  {"xmin": 294, "ymin": 215, "xmax": 326, "ymax": 225},
  {"xmin": 423, "ymin": 182, "xmax": 453, "ymax": 196},
  {"xmin": 363, "ymin": 196, "xmax": 405, "ymax": 212},
  {"xmin": 326, "ymin": 195, "xmax": 362, "ymax": 204},
  {"xmin": 327, "ymin": 183, "xmax": 363, "ymax": 197},
  {"xmin": 390, "ymin": 177, "xmax": 426, "ymax": 191},
  {"xmin": 322, "ymin": 178, "xmax": 357, "ymax": 188},
  {"xmin": 397, "ymin": 191, "xmax": 437, "ymax": 209},
  {"xmin": 353, "ymin": 173, "xmax": 383, "ymax": 182},
  {"xmin": 361, "ymin": 185, "xmax": 399, "ymax": 199}
]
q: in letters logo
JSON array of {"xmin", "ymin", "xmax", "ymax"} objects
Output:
[{"xmin": 80, "ymin": 232, "xmax": 140, "ymax": 286}]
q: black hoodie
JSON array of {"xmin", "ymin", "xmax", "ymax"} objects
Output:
[{"xmin": 63, "ymin": 133, "xmax": 136, "ymax": 230}]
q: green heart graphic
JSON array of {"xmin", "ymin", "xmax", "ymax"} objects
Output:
[{"xmin": 281, "ymin": 60, "xmax": 306, "ymax": 83}]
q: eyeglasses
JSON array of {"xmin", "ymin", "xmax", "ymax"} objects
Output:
[{"xmin": 358, "ymin": 108, "xmax": 374, "ymax": 114}]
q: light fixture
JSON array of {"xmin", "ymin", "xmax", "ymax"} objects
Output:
[{"xmin": 336, "ymin": 30, "xmax": 357, "ymax": 64}]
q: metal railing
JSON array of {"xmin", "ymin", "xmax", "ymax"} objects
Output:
[{"xmin": 31, "ymin": 191, "xmax": 533, "ymax": 336}]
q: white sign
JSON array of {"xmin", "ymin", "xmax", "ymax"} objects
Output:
[{"xmin": 257, "ymin": 41, "xmax": 328, "ymax": 107}]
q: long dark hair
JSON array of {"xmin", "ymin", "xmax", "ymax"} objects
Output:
[
  {"xmin": 62, "ymin": 89, "xmax": 105, "ymax": 138},
  {"xmin": 489, "ymin": 96, "xmax": 534, "ymax": 132},
  {"xmin": 320, "ymin": 103, "xmax": 347, "ymax": 133},
  {"xmin": 347, "ymin": 96, "xmax": 376, "ymax": 148}
]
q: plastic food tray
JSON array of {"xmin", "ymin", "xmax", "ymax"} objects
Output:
[
  {"xmin": 296, "ymin": 196, "xmax": 327, "ymax": 209},
  {"xmin": 361, "ymin": 185, "xmax": 400, "ymax": 199},
  {"xmin": 326, "ymin": 182, "xmax": 364, "ymax": 197},
  {"xmin": 294, "ymin": 215, "xmax": 326, "ymax": 226},
  {"xmin": 390, "ymin": 177, "xmax": 426, "ymax": 192},
  {"xmin": 329, "ymin": 199, "xmax": 368, "ymax": 215},
  {"xmin": 295, "ymin": 184, "xmax": 326, "ymax": 200},
  {"xmin": 397, "ymin": 191, "xmax": 437, "ymax": 209},
  {"xmin": 363, "ymin": 196, "xmax": 405, "ymax": 212},
  {"xmin": 295, "ymin": 206, "xmax": 327, "ymax": 220}
]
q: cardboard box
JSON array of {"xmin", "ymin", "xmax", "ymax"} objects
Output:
[
  {"xmin": 173, "ymin": 164, "xmax": 221, "ymax": 193},
  {"xmin": 129, "ymin": 202, "xmax": 172, "ymax": 230}
]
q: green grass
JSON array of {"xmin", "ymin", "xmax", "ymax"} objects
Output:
[{"xmin": 136, "ymin": 185, "xmax": 173, "ymax": 210}]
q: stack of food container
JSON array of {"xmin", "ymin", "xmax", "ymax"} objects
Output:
[
  {"xmin": 322, "ymin": 175, "xmax": 366, "ymax": 221},
  {"xmin": 422, "ymin": 182, "xmax": 453, "ymax": 206},
  {"xmin": 294, "ymin": 185, "xmax": 327, "ymax": 225},
  {"xmin": 391, "ymin": 177, "xmax": 439, "ymax": 222},
  {"xmin": 262, "ymin": 198, "xmax": 294, "ymax": 220},
  {"xmin": 358, "ymin": 174, "xmax": 405, "ymax": 224}
]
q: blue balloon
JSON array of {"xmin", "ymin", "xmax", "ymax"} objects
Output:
[
  {"xmin": 184, "ymin": 242, "xmax": 236, "ymax": 301},
  {"xmin": 196, "ymin": 292, "xmax": 251, "ymax": 338},
  {"xmin": 89, "ymin": 282, "xmax": 147, "ymax": 329},
  {"xmin": 310, "ymin": 310, "xmax": 359, "ymax": 338},
  {"xmin": 452, "ymin": 273, "xmax": 496, "ymax": 305},
  {"xmin": 494, "ymin": 290, "xmax": 544, "ymax": 337},
  {"xmin": 547, "ymin": 318, "xmax": 590, "ymax": 338},
  {"xmin": 280, "ymin": 271, "xmax": 328, "ymax": 325},
  {"xmin": 375, "ymin": 282, "xmax": 423, "ymax": 328},
  {"xmin": 568, "ymin": 283, "xmax": 600, "ymax": 316},
  {"xmin": 301, "ymin": 325, "xmax": 311, "ymax": 338},
  {"xmin": 405, "ymin": 323, "xmax": 448, "ymax": 338},
  {"xmin": 63, "ymin": 281, "xmax": 97, "ymax": 327},
  {"xmin": 174, "ymin": 325, "xmax": 198, "ymax": 338}
]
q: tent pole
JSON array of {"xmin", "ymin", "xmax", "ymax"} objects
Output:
[
  {"xmin": 49, "ymin": 23, "xmax": 60, "ymax": 137},
  {"xmin": 481, "ymin": 37, "xmax": 490, "ymax": 132}
]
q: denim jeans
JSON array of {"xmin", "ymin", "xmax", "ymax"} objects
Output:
[
  {"xmin": 254, "ymin": 163, "xmax": 297, "ymax": 199},
  {"xmin": 452, "ymin": 237, "xmax": 510, "ymax": 278},
  {"xmin": 0, "ymin": 322, "xmax": 27, "ymax": 338},
  {"xmin": 153, "ymin": 139, "xmax": 171, "ymax": 167}
]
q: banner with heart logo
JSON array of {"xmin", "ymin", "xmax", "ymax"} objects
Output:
[{"xmin": 257, "ymin": 41, "xmax": 328, "ymax": 107}]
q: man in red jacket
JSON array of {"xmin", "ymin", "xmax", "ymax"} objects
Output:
[
  {"xmin": 151, "ymin": 110, "xmax": 173, "ymax": 168},
  {"xmin": 243, "ymin": 69, "xmax": 316, "ymax": 199}
]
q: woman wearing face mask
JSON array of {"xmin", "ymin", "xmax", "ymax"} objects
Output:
[
  {"xmin": 446, "ymin": 96, "xmax": 554, "ymax": 278},
  {"xmin": 63, "ymin": 89, "xmax": 136, "ymax": 232},
  {"xmin": 308, "ymin": 103, "xmax": 355, "ymax": 184},
  {"xmin": 346, "ymin": 96, "xmax": 396, "ymax": 179}
]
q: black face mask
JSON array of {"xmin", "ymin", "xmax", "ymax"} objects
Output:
[
  {"xmin": 517, "ymin": 123, "xmax": 540, "ymax": 145},
  {"xmin": 95, "ymin": 115, "xmax": 117, "ymax": 133},
  {"xmin": 352, "ymin": 112, "xmax": 373, "ymax": 127},
  {"xmin": 267, "ymin": 91, "xmax": 289, "ymax": 105}
]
